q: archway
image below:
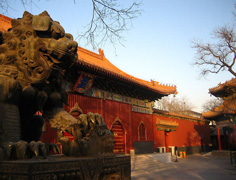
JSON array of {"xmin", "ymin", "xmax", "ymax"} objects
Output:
[{"xmin": 111, "ymin": 120, "xmax": 125, "ymax": 153}]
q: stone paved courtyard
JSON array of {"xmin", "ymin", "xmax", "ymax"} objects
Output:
[{"xmin": 131, "ymin": 153, "xmax": 236, "ymax": 180}]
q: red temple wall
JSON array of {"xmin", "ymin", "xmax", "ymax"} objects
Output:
[
  {"xmin": 41, "ymin": 93, "xmax": 211, "ymax": 153},
  {"xmin": 66, "ymin": 93, "xmax": 134, "ymax": 153},
  {"xmin": 153, "ymin": 124, "xmax": 166, "ymax": 148},
  {"xmin": 102, "ymin": 99, "xmax": 132, "ymax": 153},
  {"xmin": 173, "ymin": 119, "xmax": 210, "ymax": 147},
  {"xmin": 65, "ymin": 93, "xmax": 103, "ymax": 115},
  {"xmin": 131, "ymin": 112, "xmax": 154, "ymax": 142},
  {"xmin": 153, "ymin": 114, "xmax": 211, "ymax": 149}
]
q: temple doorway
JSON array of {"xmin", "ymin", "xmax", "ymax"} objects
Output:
[{"xmin": 111, "ymin": 120, "xmax": 126, "ymax": 153}]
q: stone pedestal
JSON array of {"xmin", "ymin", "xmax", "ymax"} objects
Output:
[{"xmin": 0, "ymin": 155, "xmax": 131, "ymax": 180}]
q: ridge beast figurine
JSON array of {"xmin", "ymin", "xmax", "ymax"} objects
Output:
[{"xmin": 0, "ymin": 11, "xmax": 115, "ymax": 160}]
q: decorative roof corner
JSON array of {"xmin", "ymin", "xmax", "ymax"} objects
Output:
[
  {"xmin": 98, "ymin": 48, "xmax": 105, "ymax": 59},
  {"xmin": 209, "ymin": 78, "xmax": 236, "ymax": 96}
]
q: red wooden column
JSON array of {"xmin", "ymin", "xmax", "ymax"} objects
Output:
[
  {"xmin": 217, "ymin": 127, "xmax": 222, "ymax": 151},
  {"xmin": 165, "ymin": 131, "xmax": 169, "ymax": 152}
]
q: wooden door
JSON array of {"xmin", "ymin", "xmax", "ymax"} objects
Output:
[{"xmin": 111, "ymin": 121, "xmax": 125, "ymax": 154}]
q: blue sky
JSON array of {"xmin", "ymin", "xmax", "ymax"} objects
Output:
[{"xmin": 2, "ymin": 0, "xmax": 236, "ymax": 112}]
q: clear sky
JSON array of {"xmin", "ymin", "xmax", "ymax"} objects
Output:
[{"xmin": 2, "ymin": 0, "xmax": 236, "ymax": 112}]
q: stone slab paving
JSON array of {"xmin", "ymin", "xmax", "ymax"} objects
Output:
[{"xmin": 131, "ymin": 153, "xmax": 236, "ymax": 180}]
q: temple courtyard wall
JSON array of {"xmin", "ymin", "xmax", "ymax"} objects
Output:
[{"xmin": 41, "ymin": 93, "xmax": 211, "ymax": 155}]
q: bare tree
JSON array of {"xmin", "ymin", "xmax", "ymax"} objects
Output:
[
  {"xmin": 202, "ymin": 98, "xmax": 223, "ymax": 113},
  {"xmin": 192, "ymin": 4, "xmax": 236, "ymax": 78},
  {"xmin": 155, "ymin": 95, "xmax": 194, "ymax": 112},
  {"xmin": 192, "ymin": 25, "xmax": 236, "ymax": 77},
  {"xmin": 78, "ymin": 0, "xmax": 142, "ymax": 49},
  {"xmin": 0, "ymin": 0, "xmax": 142, "ymax": 49}
]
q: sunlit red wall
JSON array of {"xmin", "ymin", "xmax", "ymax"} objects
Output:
[
  {"xmin": 66, "ymin": 93, "xmax": 134, "ymax": 153},
  {"xmin": 153, "ymin": 114, "xmax": 211, "ymax": 149},
  {"xmin": 41, "ymin": 93, "xmax": 211, "ymax": 153},
  {"xmin": 65, "ymin": 93, "xmax": 158, "ymax": 153},
  {"xmin": 41, "ymin": 93, "xmax": 157, "ymax": 153},
  {"xmin": 172, "ymin": 119, "xmax": 211, "ymax": 147},
  {"xmin": 131, "ymin": 112, "xmax": 154, "ymax": 142},
  {"xmin": 102, "ymin": 98, "xmax": 132, "ymax": 153},
  {"xmin": 65, "ymin": 93, "xmax": 103, "ymax": 115}
]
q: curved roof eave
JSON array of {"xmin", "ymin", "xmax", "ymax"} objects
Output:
[
  {"xmin": 77, "ymin": 47, "xmax": 177, "ymax": 96},
  {"xmin": 209, "ymin": 78, "xmax": 236, "ymax": 96}
]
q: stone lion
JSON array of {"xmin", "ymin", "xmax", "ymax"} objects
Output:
[
  {"xmin": 0, "ymin": 11, "xmax": 80, "ymax": 160},
  {"xmin": 0, "ymin": 11, "xmax": 115, "ymax": 160}
]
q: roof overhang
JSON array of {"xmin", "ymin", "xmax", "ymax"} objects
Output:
[
  {"xmin": 209, "ymin": 78, "xmax": 236, "ymax": 97},
  {"xmin": 156, "ymin": 118, "xmax": 179, "ymax": 132}
]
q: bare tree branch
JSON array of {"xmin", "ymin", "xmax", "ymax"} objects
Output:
[
  {"xmin": 192, "ymin": 24, "xmax": 236, "ymax": 77},
  {"xmin": 0, "ymin": 0, "xmax": 10, "ymax": 13},
  {"xmin": 0, "ymin": 0, "xmax": 142, "ymax": 50},
  {"xmin": 0, "ymin": 0, "xmax": 39, "ymax": 13},
  {"xmin": 202, "ymin": 98, "xmax": 223, "ymax": 113},
  {"xmin": 77, "ymin": 0, "xmax": 142, "ymax": 49},
  {"xmin": 155, "ymin": 95, "xmax": 194, "ymax": 112}
]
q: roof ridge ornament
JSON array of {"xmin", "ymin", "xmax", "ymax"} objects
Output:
[{"xmin": 98, "ymin": 48, "xmax": 105, "ymax": 59}]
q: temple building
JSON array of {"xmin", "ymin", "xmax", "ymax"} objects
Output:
[
  {"xmin": 0, "ymin": 14, "xmax": 211, "ymax": 155},
  {"xmin": 203, "ymin": 78, "xmax": 236, "ymax": 150}
]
